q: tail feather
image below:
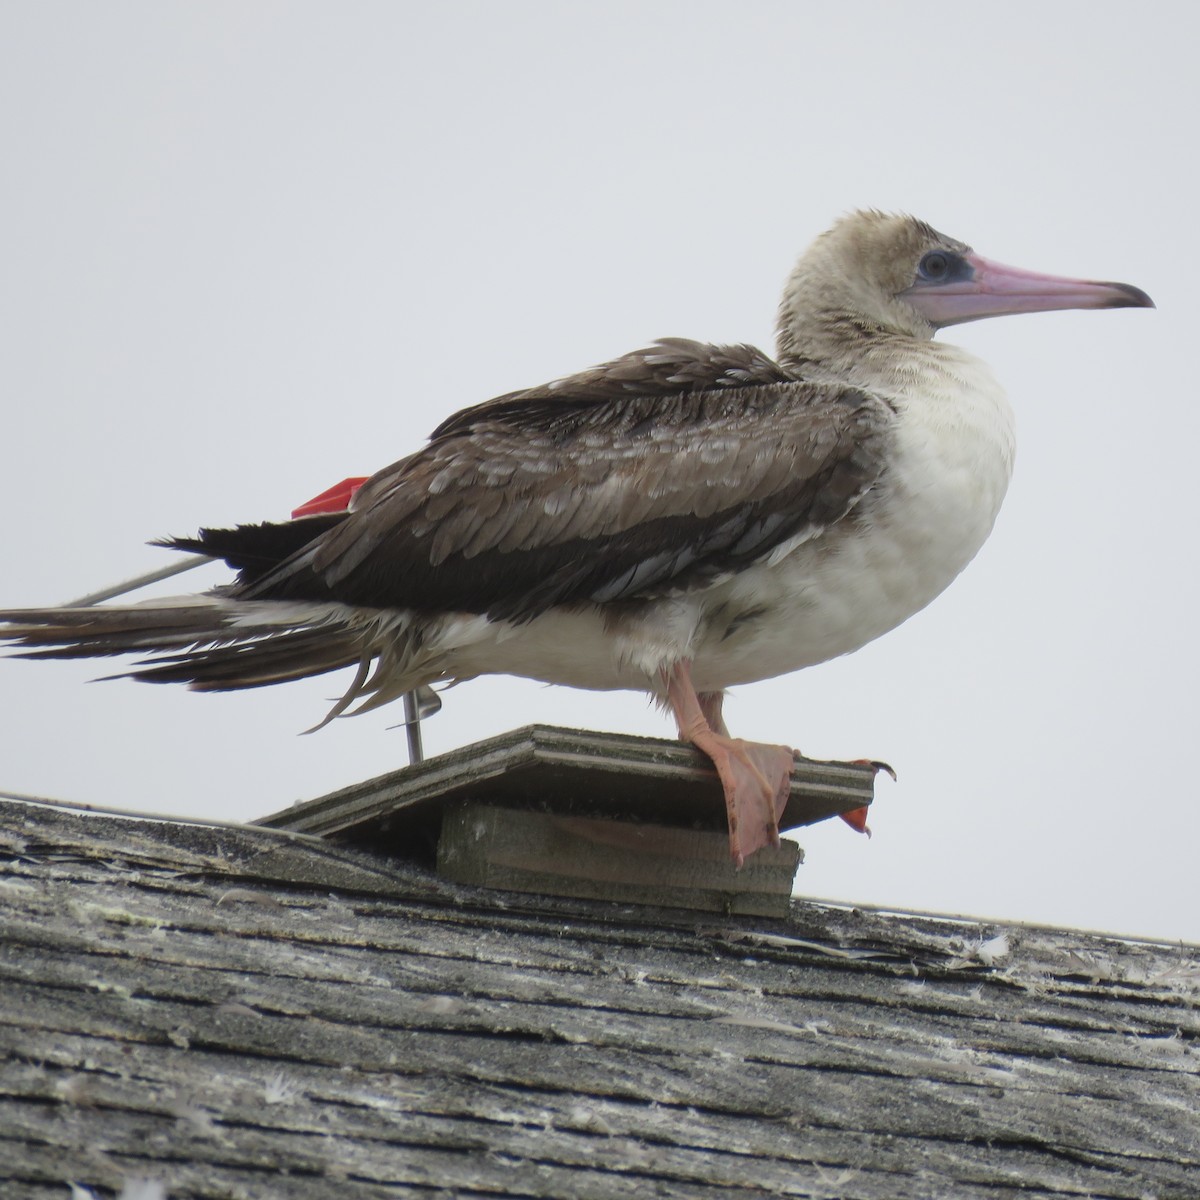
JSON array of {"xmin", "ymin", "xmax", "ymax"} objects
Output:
[
  {"xmin": 131, "ymin": 625, "xmax": 370, "ymax": 690},
  {"xmin": 1, "ymin": 601, "xmax": 355, "ymax": 671},
  {"xmin": 0, "ymin": 598, "xmax": 442, "ymax": 725},
  {"xmin": 5, "ymin": 613, "xmax": 243, "ymax": 660}
]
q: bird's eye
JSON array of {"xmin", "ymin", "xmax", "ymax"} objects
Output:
[{"xmin": 919, "ymin": 251, "xmax": 950, "ymax": 281}]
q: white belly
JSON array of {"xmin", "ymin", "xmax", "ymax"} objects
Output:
[
  {"xmin": 440, "ymin": 348, "xmax": 1016, "ymax": 696},
  {"xmin": 689, "ymin": 411, "xmax": 1014, "ymax": 689}
]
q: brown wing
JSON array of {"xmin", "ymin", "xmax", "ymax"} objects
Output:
[
  {"xmin": 427, "ymin": 338, "xmax": 796, "ymax": 440},
  {"xmin": 237, "ymin": 341, "xmax": 892, "ymax": 621}
]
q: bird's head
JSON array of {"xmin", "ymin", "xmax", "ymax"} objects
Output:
[{"xmin": 777, "ymin": 210, "xmax": 1153, "ymax": 358}]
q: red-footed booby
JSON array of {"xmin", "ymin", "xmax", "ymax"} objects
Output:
[{"xmin": 0, "ymin": 212, "xmax": 1152, "ymax": 864}]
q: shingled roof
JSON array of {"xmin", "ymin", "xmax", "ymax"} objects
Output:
[{"xmin": 2, "ymin": 789, "xmax": 1198, "ymax": 1199}]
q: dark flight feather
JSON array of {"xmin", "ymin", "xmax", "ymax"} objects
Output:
[
  {"xmin": 213, "ymin": 340, "xmax": 891, "ymax": 622},
  {"xmin": 158, "ymin": 514, "xmax": 347, "ymax": 586}
]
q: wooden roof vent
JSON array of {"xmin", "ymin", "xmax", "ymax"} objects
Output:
[{"xmin": 259, "ymin": 724, "xmax": 877, "ymax": 917}]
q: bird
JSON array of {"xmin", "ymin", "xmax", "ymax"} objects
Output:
[{"xmin": 0, "ymin": 211, "xmax": 1153, "ymax": 865}]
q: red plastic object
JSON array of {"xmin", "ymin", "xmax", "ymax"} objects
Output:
[{"xmin": 291, "ymin": 477, "xmax": 369, "ymax": 519}]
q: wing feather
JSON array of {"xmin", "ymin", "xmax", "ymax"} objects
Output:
[{"xmin": 236, "ymin": 341, "xmax": 892, "ymax": 620}]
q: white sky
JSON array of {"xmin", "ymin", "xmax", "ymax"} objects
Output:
[{"xmin": 2, "ymin": 2, "xmax": 1196, "ymax": 943}]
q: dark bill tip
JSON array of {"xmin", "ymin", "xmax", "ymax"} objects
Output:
[{"xmin": 1100, "ymin": 281, "xmax": 1155, "ymax": 309}]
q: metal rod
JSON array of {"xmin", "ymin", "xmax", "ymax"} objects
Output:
[
  {"xmin": 403, "ymin": 691, "xmax": 424, "ymax": 764},
  {"xmin": 66, "ymin": 556, "xmax": 215, "ymax": 607}
]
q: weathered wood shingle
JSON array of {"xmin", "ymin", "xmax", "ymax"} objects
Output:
[{"xmin": 0, "ymin": 796, "xmax": 1196, "ymax": 1199}]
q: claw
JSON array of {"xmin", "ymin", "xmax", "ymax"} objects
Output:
[
  {"xmin": 839, "ymin": 805, "xmax": 872, "ymax": 837},
  {"xmin": 838, "ymin": 758, "xmax": 895, "ymax": 836},
  {"xmin": 852, "ymin": 757, "xmax": 897, "ymax": 782}
]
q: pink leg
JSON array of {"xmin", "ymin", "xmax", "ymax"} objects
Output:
[
  {"xmin": 661, "ymin": 662, "xmax": 794, "ymax": 867},
  {"xmin": 697, "ymin": 690, "xmax": 730, "ymax": 736}
]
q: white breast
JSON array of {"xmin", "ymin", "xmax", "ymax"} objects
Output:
[
  {"xmin": 689, "ymin": 343, "xmax": 1016, "ymax": 689},
  {"xmin": 438, "ymin": 344, "xmax": 1016, "ymax": 695}
]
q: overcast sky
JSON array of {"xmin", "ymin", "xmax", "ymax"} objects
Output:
[{"xmin": 2, "ymin": 2, "xmax": 1196, "ymax": 943}]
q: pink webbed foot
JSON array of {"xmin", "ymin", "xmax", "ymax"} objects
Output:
[
  {"xmin": 692, "ymin": 731, "xmax": 794, "ymax": 867},
  {"xmin": 661, "ymin": 665, "xmax": 794, "ymax": 867},
  {"xmin": 839, "ymin": 806, "xmax": 871, "ymax": 836},
  {"xmin": 838, "ymin": 759, "xmax": 897, "ymax": 836}
]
